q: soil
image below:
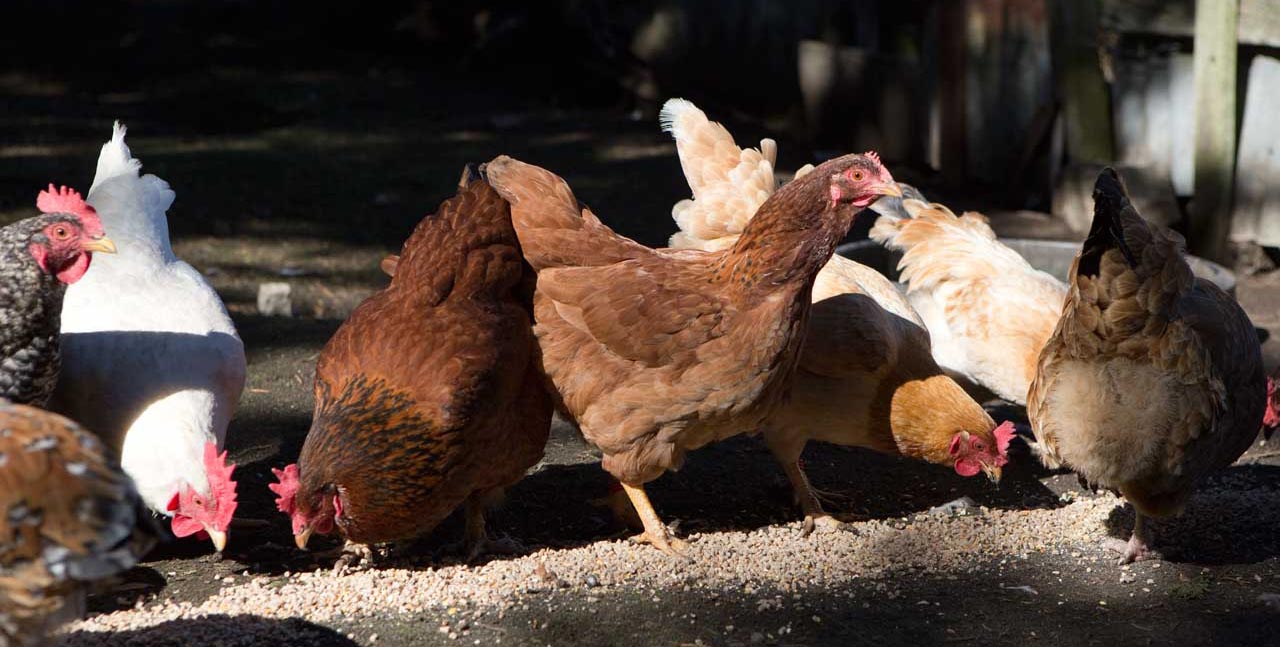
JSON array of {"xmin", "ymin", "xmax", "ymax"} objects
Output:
[{"xmin": 2, "ymin": 48, "xmax": 1278, "ymax": 647}]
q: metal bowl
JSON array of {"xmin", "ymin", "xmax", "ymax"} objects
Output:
[{"xmin": 836, "ymin": 239, "xmax": 1236, "ymax": 296}]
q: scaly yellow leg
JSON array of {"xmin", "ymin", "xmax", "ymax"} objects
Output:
[{"xmin": 620, "ymin": 482, "xmax": 690, "ymax": 559}]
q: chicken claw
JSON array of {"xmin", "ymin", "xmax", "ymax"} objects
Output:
[
  {"xmin": 801, "ymin": 514, "xmax": 848, "ymax": 537},
  {"xmin": 1103, "ymin": 514, "xmax": 1161, "ymax": 565},
  {"xmin": 620, "ymin": 482, "xmax": 692, "ymax": 560}
]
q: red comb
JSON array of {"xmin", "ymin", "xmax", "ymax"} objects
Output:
[
  {"xmin": 203, "ymin": 442, "xmax": 238, "ymax": 530},
  {"xmin": 269, "ymin": 464, "xmax": 301, "ymax": 515},
  {"xmin": 36, "ymin": 184, "xmax": 104, "ymax": 237},
  {"xmin": 863, "ymin": 151, "xmax": 882, "ymax": 166},
  {"xmin": 993, "ymin": 421, "xmax": 1016, "ymax": 465}
]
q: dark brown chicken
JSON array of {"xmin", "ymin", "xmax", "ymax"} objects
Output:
[
  {"xmin": 270, "ymin": 168, "xmax": 551, "ymax": 561},
  {"xmin": 484, "ymin": 154, "xmax": 899, "ymax": 556},
  {"xmin": 1028, "ymin": 168, "xmax": 1265, "ymax": 564},
  {"xmin": 0, "ymin": 401, "xmax": 154, "ymax": 647}
]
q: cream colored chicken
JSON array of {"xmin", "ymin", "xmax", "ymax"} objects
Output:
[
  {"xmin": 1028, "ymin": 168, "xmax": 1265, "ymax": 564},
  {"xmin": 870, "ymin": 193, "xmax": 1068, "ymax": 405},
  {"xmin": 660, "ymin": 98, "xmax": 1011, "ymax": 532}
]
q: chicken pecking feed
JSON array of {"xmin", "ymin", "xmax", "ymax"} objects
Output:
[
  {"xmin": 658, "ymin": 98, "xmax": 1013, "ymax": 533},
  {"xmin": 484, "ymin": 152, "xmax": 900, "ymax": 556},
  {"xmin": 49, "ymin": 123, "xmax": 245, "ymax": 553},
  {"xmin": 271, "ymin": 166, "xmax": 551, "ymax": 563}
]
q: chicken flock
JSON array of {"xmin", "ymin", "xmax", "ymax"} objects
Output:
[{"xmin": 0, "ymin": 102, "xmax": 1271, "ymax": 644}]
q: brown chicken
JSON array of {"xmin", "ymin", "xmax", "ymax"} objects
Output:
[
  {"xmin": 270, "ymin": 167, "xmax": 552, "ymax": 562},
  {"xmin": 0, "ymin": 402, "xmax": 155, "ymax": 647},
  {"xmin": 658, "ymin": 98, "xmax": 1014, "ymax": 533},
  {"xmin": 1028, "ymin": 168, "xmax": 1266, "ymax": 564},
  {"xmin": 483, "ymin": 153, "xmax": 900, "ymax": 556}
]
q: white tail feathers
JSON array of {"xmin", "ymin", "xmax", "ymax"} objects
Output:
[
  {"xmin": 85, "ymin": 122, "xmax": 178, "ymax": 261},
  {"xmin": 660, "ymin": 98, "xmax": 780, "ymax": 249}
]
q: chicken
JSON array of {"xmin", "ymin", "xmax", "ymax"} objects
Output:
[
  {"xmin": 1027, "ymin": 168, "xmax": 1266, "ymax": 564},
  {"xmin": 484, "ymin": 152, "xmax": 900, "ymax": 556},
  {"xmin": 659, "ymin": 98, "xmax": 1013, "ymax": 532},
  {"xmin": 869, "ymin": 191, "xmax": 1068, "ymax": 405},
  {"xmin": 49, "ymin": 124, "xmax": 245, "ymax": 552},
  {"xmin": 661, "ymin": 98, "xmax": 921, "ymax": 322},
  {"xmin": 0, "ymin": 401, "xmax": 155, "ymax": 647},
  {"xmin": 1263, "ymin": 377, "xmax": 1280, "ymax": 441},
  {"xmin": 0, "ymin": 187, "xmax": 115, "ymax": 407},
  {"xmin": 270, "ymin": 167, "xmax": 551, "ymax": 561}
]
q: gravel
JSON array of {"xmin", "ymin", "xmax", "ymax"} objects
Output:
[{"xmin": 62, "ymin": 495, "xmax": 1121, "ymax": 640}]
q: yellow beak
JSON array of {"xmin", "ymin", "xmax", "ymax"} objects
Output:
[
  {"xmin": 873, "ymin": 182, "xmax": 903, "ymax": 198},
  {"xmin": 295, "ymin": 526, "xmax": 314, "ymax": 551},
  {"xmin": 206, "ymin": 527, "xmax": 228, "ymax": 552},
  {"xmin": 81, "ymin": 236, "xmax": 117, "ymax": 254},
  {"xmin": 983, "ymin": 464, "xmax": 1003, "ymax": 485}
]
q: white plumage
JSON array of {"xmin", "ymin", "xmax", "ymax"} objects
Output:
[{"xmin": 51, "ymin": 123, "xmax": 246, "ymax": 517}]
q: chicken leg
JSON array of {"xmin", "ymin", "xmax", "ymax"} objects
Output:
[
  {"xmin": 461, "ymin": 490, "xmax": 524, "ymax": 562},
  {"xmin": 765, "ymin": 433, "xmax": 844, "ymax": 535},
  {"xmin": 1105, "ymin": 510, "xmax": 1160, "ymax": 565},
  {"xmin": 620, "ymin": 482, "xmax": 690, "ymax": 559}
]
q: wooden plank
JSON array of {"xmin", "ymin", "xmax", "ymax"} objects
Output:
[
  {"xmin": 936, "ymin": 0, "xmax": 968, "ymax": 181},
  {"xmin": 1188, "ymin": 0, "xmax": 1238, "ymax": 263},
  {"xmin": 1102, "ymin": 0, "xmax": 1280, "ymax": 48},
  {"xmin": 1050, "ymin": 0, "xmax": 1113, "ymax": 163},
  {"xmin": 1231, "ymin": 55, "xmax": 1280, "ymax": 246}
]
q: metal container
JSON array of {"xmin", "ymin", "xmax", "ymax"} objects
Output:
[{"xmin": 836, "ymin": 239, "xmax": 1237, "ymax": 296}]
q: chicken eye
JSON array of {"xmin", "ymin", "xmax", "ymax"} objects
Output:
[
  {"xmin": 973, "ymin": 441, "xmax": 986, "ymax": 452},
  {"xmin": 850, "ymin": 170, "xmax": 865, "ymax": 182},
  {"xmin": 52, "ymin": 226, "xmax": 70, "ymax": 239}
]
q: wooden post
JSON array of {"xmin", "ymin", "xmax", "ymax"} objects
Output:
[
  {"xmin": 1189, "ymin": 0, "xmax": 1238, "ymax": 262},
  {"xmin": 935, "ymin": 0, "xmax": 967, "ymax": 183},
  {"xmin": 1050, "ymin": 0, "xmax": 1114, "ymax": 163}
]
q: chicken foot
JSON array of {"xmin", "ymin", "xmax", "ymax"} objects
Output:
[
  {"xmin": 458, "ymin": 490, "xmax": 524, "ymax": 563},
  {"xmin": 765, "ymin": 436, "xmax": 846, "ymax": 536},
  {"xmin": 1104, "ymin": 511, "xmax": 1161, "ymax": 565},
  {"xmin": 619, "ymin": 482, "xmax": 690, "ymax": 559}
]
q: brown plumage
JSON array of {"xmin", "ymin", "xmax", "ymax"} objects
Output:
[
  {"xmin": 271, "ymin": 168, "xmax": 552, "ymax": 560},
  {"xmin": 0, "ymin": 402, "xmax": 154, "ymax": 647},
  {"xmin": 484, "ymin": 153, "xmax": 900, "ymax": 556},
  {"xmin": 655, "ymin": 99, "xmax": 1010, "ymax": 533},
  {"xmin": 1027, "ymin": 168, "xmax": 1265, "ymax": 564}
]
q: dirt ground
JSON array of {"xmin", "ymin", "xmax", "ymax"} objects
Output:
[{"xmin": 3, "ymin": 53, "xmax": 1279, "ymax": 647}]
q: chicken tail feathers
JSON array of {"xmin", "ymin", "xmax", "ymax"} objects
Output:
[
  {"xmin": 483, "ymin": 155, "xmax": 647, "ymax": 270},
  {"xmin": 1078, "ymin": 167, "xmax": 1139, "ymax": 277}
]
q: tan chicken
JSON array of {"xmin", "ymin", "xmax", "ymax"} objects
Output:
[
  {"xmin": 659, "ymin": 98, "xmax": 1013, "ymax": 532},
  {"xmin": 483, "ymin": 153, "xmax": 899, "ymax": 556},
  {"xmin": 1028, "ymin": 168, "xmax": 1265, "ymax": 564},
  {"xmin": 0, "ymin": 402, "xmax": 154, "ymax": 646},
  {"xmin": 870, "ymin": 192, "xmax": 1068, "ymax": 405}
]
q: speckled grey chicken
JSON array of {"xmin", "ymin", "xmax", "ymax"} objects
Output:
[
  {"xmin": 0, "ymin": 187, "xmax": 115, "ymax": 407},
  {"xmin": 0, "ymin": 401, "xmax": 155, "ymax": 647}
]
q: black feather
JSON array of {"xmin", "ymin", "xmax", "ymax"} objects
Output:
[{"xmin": 1078, "ymin": 167, "xmax": 1138, "ymax": 277}]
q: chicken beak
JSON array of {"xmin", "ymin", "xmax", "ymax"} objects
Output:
[
  {"xmin": 295, "ymin": 526, "xmax": 314, "ymax": 551},
  {"xmin": 81, "ymin": 236, "xmax": 117, "ymax": 254},
  {"xmin": 206, "ymin": 527, "xmax": 228, "ymax": 553},
  {"xmin": 983, "ymin": 464, "xmax": 1003, "ymax": 485},
  {"xmin": 872, "ymin": 182, "xmax": 903, "ymax": 198}
]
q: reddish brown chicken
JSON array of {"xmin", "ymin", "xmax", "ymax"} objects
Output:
[
  {"xmin": 484, "ymin": 153, "xmax": 899, "ymax": 556},
  {"xmin": 270, "ymin": 168, "xmax": 551, "ymax": 561},
  {"xmin": 0, "ymin": 402, "xmax": 154, "ymax": 647}
]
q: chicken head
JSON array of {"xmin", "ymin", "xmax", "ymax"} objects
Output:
[
  {"xmin": 949, "ymin": 420, "xmax": 1015, "ymax": 482},
  {"xmin": 167, "ymin": 442, "xmax": 238, "ymax": 551},
  {"xmin": 269, "ymin": 463, "xmax": 338, "ymax": 549},
  {"xmin": 31, "ymin": 184, "xmax": 115, "ymax": 284},
  {"xmin": 827, "ymin": 151, "xmax": 902, "ymax": 207}
]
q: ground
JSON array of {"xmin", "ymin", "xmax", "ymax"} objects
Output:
[{"xmin": 2, "ymin": 57, "xmax": 1278, "ymax": 647}]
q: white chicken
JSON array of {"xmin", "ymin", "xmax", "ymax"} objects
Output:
[
  {"xmin": 869, "ymin": 193, "xmax": 1068, "ymax": 405},
  {"xmin": 49, "ymin": 123, "xmax": 245, "ymax": 552}
]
